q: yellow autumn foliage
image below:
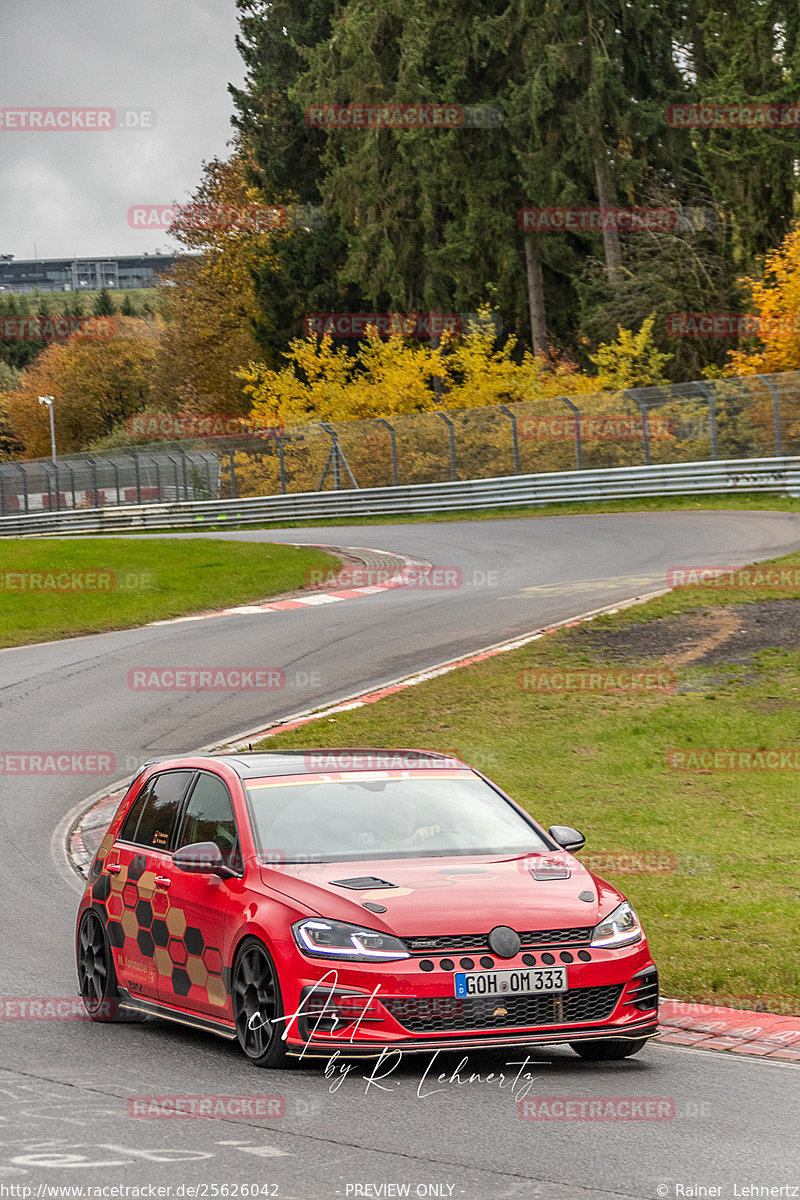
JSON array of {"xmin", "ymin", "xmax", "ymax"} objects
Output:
[
  {"xmin": 228, "ymin": 313, "xmax": 709, "ymax": 495},
  {"xmin": 725, "ymin": 223, "xmax": 800, "ymax": 377}
]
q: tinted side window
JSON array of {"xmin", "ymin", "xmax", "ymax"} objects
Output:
[
  {"xmin": 177, "ymin": 772, "xmax": 239, "ymax": 864},
  {"xmin": 131, "ymin": 771, "xmax": 193, "ymax": 850},
  {"xmin": 118, "ymin": 780, "xmax": 153, "ymax": 843}
]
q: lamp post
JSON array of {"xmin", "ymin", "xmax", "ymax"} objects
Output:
[{"xmin": 38, "ymin": 396, "xmax": 56, "ymax": 461}]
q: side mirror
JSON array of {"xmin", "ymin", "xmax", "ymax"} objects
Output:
[
  {"xmin": 173, "ymin": 841, "xmax": 237, "ymax": 878},
  {"xmin": 548, "ymin": 825, "xmax": 586, "ymax": 852}
]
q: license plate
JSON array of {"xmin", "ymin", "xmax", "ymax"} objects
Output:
[{"xmin": 454, "ymin": 966, "xmax": 567, "ymax": 998}]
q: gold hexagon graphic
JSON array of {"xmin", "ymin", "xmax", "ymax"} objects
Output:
[
  {"xmin": 206, "ymin": 976, "xmax": 227, "ymax": 1007},
  {"xmin": 186, "ymin": 956, "xmax": 208, "ymax": 988},
  {"xmin": 154, "ymin": 947, "xmax": 172, "ymax": 977},
  {"xmin": 121, "ymin": 909, "xmax": 139, "ymax": 939},
  {"xmin": 136, "ymin": 870, "xmax": 157, "ymax": 900},
  {"xmin": 97, "ymin": 833, "xmax": 114, "ymax": 858},
  {"xmin": 165, "ymin": 907, "xmax": 187, "ymax": 937},
  {"xmin": 109, "ymin": 864, "xmax": 129, "ymax": 892}
]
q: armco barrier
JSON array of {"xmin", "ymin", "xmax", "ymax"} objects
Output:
[{"xmin": 0, "ymin": 457, "xmax": 799, "ymax": 537}]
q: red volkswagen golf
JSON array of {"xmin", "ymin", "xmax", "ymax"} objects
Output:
[{"xmin": 76, "ymin": 750, "xmax": 659, "ymax": 1067}]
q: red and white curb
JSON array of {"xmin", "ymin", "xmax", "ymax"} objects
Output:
[
  {"xmin": 63, "ymin": 583, "xmax": 799, "ymax": 1062},
  {"xmin": 658, "ymin": 999, "xmax": 800, "ymax": 1060},
  {"xmin": 148, "ymin": 546, "xmax": 433, "ymax": 627}
]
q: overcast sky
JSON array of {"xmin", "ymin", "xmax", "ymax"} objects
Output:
[{"xmin": 1, "ymin": 0, "xmax": 246, "ymax": 261}]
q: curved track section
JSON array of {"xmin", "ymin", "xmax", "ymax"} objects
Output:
[{"xmin": 1, "ymin": 511, "xmax": 799, "ymax": 1198}]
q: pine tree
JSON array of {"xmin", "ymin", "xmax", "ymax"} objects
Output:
[
  {"xmin": 0, "ymin": 295, "xmax": 45, "ymax": 370},
  {"xmin": 230, "ymin": 0, "xmax": 359, "ymax": 358},
  {"xmin": 295, "ymin": 0, "xmax": 531, "ymax": 339},
  {"xmin": 675, "ymin": 0, "xmax": 800, "ymax": 265},
  {"xmin": 65, "ymin": 293, "xmax": 86, "ymax": 318},
  {"xmin": 93, "ymin": 287, "xmax": 116, "ymax": 317}
]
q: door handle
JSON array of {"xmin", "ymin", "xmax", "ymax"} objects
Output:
[
  {"xmin": 154, "ymin": 876, "xmax": 171, "ymax": 889},
  {"xmin": 106, "ymin": 863, "xmax": 121, "ymax": 874}
]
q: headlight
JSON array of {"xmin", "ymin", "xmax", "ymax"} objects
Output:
[
  {"xmin": 292, "ymin": 918, "xmax": 410, "ymax": 961},
  {"xmin": 591, "ymin": 901, "xmax": 643, "ymax": 949}
]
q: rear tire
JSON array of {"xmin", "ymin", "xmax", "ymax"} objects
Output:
[
  {"xmin": 77, "ymin": 909, "xmax": 123, "ymax": 1022},
  {"xmin": 570, "ymin": 1037, "xmax": 649, "ymax": 1061},
  {"xmin": 232, "ymin": 937, "xmax": 291, "ymax": 1068}
]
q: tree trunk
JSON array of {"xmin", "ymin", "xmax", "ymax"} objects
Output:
[
  {"xmin": 524, "ymin": 233, "xmax": 549, "ymax": 353},
  {"xmin": 689, "ymin": 10, "xmax": 709, "ymax": 83},
  {"xmin": 594, "ymin": 149, "xmax": 623, "ymax": 283}
]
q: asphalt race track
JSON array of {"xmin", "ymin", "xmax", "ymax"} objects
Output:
[{"xmin": 2, "ymin": 511, "xmax": 799, "ymax": 1200}]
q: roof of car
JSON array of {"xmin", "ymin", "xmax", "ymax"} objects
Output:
[
  {"xmin": 139, "ymin": 749, "xmax": 470, "ymax": 779},
  {"xmin": 215, "ymin": 749, "xmax": 470, "ymax": 777}
]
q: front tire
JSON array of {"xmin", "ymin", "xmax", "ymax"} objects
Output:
[
  {"xmin": 77, "ymin": 909, "xmax": 123, "ymax": 1022},
  {"xmin": 231, "ymin": 937, "xmax": 291, "ymax": 1068},
  {"xmin": 570, "ymin": 1037, "xmax": 649, "ymax": 1061}
]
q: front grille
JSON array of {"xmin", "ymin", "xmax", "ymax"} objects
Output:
[
  {"xmin": 383, "ymin": 984, "xmax": 623, "ymax": 1033},
  {"xmin": 520, "ymin": 927, "xmax": 593, "ymax": 946},
  {"xmin": 404, "ymin": 926, "xmax": 594, "ymax": 955},
  {"xmin": 405, "ymin": 934, "xmax": 487, "ymax": 953}
]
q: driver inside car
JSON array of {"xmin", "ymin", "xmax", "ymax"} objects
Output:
[{"xmin": 382, "ymin": 793, "xmax": 442, "ymax": 848}]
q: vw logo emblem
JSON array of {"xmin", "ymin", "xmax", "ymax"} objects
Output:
[{"xmin": 488, "ymin": 926, "xmax": 521, "ymax": 958}]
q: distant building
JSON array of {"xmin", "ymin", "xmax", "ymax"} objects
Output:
[{"xmin": 0, "ymin": 253, "xmax": 194, "ymax": 292}]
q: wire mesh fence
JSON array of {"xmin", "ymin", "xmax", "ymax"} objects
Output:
[
  {"xmin": 0, "ymin": 447, "xmax": 220, "ymax": 515},
  {"xmin": 2, "ymin": 369, "xmax": 799, "ymax": 514},
  {"xmin": 222, "ymin": 370, "xmax": 800, "ymax": 497}
]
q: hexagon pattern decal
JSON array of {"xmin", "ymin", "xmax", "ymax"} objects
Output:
[{"xmin": 91, "ymin": 845, "xmax": 227, "ymax": 1008}]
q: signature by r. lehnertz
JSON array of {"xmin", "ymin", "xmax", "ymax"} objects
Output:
[{"xmin": 247, "ymin": 970, "xmax": 549, "ymax": 1101}]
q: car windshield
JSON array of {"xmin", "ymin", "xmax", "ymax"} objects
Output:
[{"xmin": 244, "ymin": 769, "xmax": 550, "ymax": 861}]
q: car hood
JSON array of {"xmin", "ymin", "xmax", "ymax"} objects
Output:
[{"xmin": 258, "ymin": 851, "xmax": 626, "ymax": 934}]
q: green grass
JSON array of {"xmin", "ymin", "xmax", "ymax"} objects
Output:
[
  {"xmin": 0, "ymin": 538, "xmax": 338, "ymax": 647},
  {"xmin": 254, "ymin": 546, "xmax": 800, "ymax": 1005}
]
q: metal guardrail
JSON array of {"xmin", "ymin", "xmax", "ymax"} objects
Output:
[{"xmin": 0, "ymin": 456, "xmax": 798, "ymax": 537}]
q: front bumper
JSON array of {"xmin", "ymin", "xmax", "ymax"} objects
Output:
[
  {"xmin": 276, "ymin": 938, "xmax": 658, "ymax": 1057},
  {"xmin": 286, "ymin": 1019, "xmax": 659, "ymax": 1058}
]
